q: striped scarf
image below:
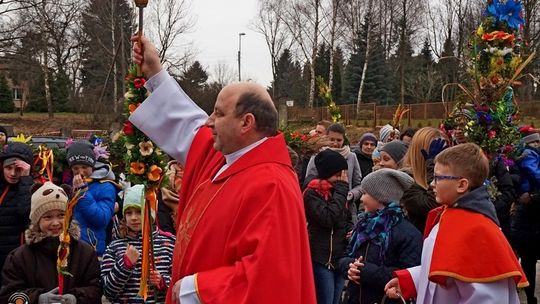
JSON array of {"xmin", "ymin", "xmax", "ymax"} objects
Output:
[{"xmin": 348, "ymin": 202, "xmax": 403, "ymax": 260}]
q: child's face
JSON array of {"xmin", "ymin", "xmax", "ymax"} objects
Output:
[
  {"xmin": 431, "ymin": 163, "xmax": 468, "ymax": 206},
  {"xmin": 361, "ymin": 192, "xmax": 385, "ymax": 213},
  {"xmin": 39, "ymin": 210, "xmax": 65, "ymax": 237},
  {"xmin": 379, "ymin": 151, "xmax": 399, "ymax": 170},
  {"xmin": 528, "ymin": 140, "xmax": 540, "ymax": 149},
  {"xmin": 71, "ymin": 164, "xmax": 93, "ymax": 178},
  {"xmin": 326, "ymin": 171, "xmax": 342, "ymax": 184},
  {"xmin": 125, "ymin": 207, "xmax": 142, "ymax": 232},
  {"xmin": 0, "ymin": 132, "xmax": 6, "ymax": 145},
  {"xmin": 3, "ymin": 163, "xmax": 23, "ymax": 184},
  {"xmin": 327, "ymin": 131, "xmax": 344, "ymax": 148}
]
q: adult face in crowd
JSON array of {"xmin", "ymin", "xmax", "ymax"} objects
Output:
[
  {"xmin": 205, "ymin": 83, "xmax": 277, "ymax": 155},
  {"xmin": 362, "ymin": 140, "xmax": 376, "ymax": 155},
  {"xmin": 315, "ymin": 120, "xmax": 332, "ymax": 136}
]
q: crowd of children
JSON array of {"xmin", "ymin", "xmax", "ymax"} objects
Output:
[
  {"xmin": 0, "ymin": 135, "xmax": 179, "ymax": 304},
  {"xmin": 0, "ymin": 118, "xmax": 538, "ymax": 304},
  {"xmin": 300, "ymin": 122, "xmax": 536, "ymax": 304}
]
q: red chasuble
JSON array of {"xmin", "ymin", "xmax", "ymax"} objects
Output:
[
  {"xmin": 166, "ymin": 127, "xmax": 316, "ymax": 304},
  {"xmin": 425, "ymin": 206, "xmax": 528, "ymax": 288}
]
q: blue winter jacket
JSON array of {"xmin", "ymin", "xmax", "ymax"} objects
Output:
[
  {"xmin": 74, "ymin": 163, "xmax": 118, "ymax": 256},
  {"xmin": 518, "ymin": 147, "xmax": 540, "ymax": 193}
]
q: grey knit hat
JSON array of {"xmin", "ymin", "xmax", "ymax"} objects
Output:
[
  {"xmin": 523, "ymin": 133, "xmax": 540, "ymax": 145},
  {"xmin": 360, "ymin": 168, "xmax": 414, "ymax": 204},
  {"xmin": 381, "ymin": 140, "xmax": 408, "ymax": 164}
]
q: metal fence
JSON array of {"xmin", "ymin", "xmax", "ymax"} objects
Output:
[{"xmin": 286, "ymin": 100, "xmax": 540, "ymax": 127}]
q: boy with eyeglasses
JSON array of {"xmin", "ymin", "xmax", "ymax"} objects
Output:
[{"xmin": 384, "ymin": 143, "xmax": 527, "ymax": 303}]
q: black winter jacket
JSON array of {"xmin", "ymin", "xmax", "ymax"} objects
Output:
[
  {"xmin": 0, "ymin": 226, "xmax": 102, "ymax": 303},
  {"xmin": 338, "ymin": 218, "xmax": 422, "ymax": 304},
  {"xmin": 489, "ymin": 159, "xmax": 516, "ymax": 238},
  {"xmin": 304, "ymin": 180, "xmax": 351, "ymax": 268},
  {"xmin": 353, "ymin": 150, "xmax": 373, "ymax": 179},
  {"xmin": 0, "ymin": 175, "xmax": 32, "ymax": 283}
]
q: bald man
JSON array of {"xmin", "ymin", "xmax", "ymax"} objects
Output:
[{"xmin": 130, "ymin": 35, "xmax": 316, "ymax": 304}]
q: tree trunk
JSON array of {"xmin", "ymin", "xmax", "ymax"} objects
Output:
[
  {"xmin": 41, "ymin": 0, "xmax": 53, "ymax": 118},
  {"xmin": 308, "ymin": 0, "xmax": 320, "ymax": 108},
  {"xmin": 399, "ymin": 0, "xmax": 407, "ymax": 105},
  {"xmin": 356, "ymin": 0, "xmax": 373, "ymax": 115},
  {"xmin": 328, "ymin": 0, "xmax": 339, "ymax": 90}
]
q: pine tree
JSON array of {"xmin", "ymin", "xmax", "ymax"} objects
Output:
[
  {"xmin": 0, "ymin": 74, "xmax": 14, "ymax": 113},
  {"xmin": 273, "ymin": 49, "xmax": 294, "ymax": 102},
  {"xmin": 331, "ymin": 48, "xmax": 344, "ymax": 104},
  {"xmin": 405, "ymin": 38, "xmax": 442, "ymax": 102},
  {"xmin": 178, "ymin": 61, "xmax": 211, "ymax": 111},
  {"xmin": 27, "ymin": 71, "xmax": 48, "ymax": 112},
  {"xmin": 343, "ymin": 29, "xmax": 367, "ymax": 103},
  {"xmin": 362, "ymin": 38, "xmax": 394, "ymax": 104},
  {"xmin": 179, "ymin": 61, "xmax": 209, "ymax": 93},
  {"xmin": 272, "ymin": 49, "xmax": 309, "ymax": 107},
  {"xmin": 438, "ymin": 37, "xmax": 460, "ymax": 102},
  {"xmin": 51, "ymin": 70, "xmax": 71, "ymax": 112}
]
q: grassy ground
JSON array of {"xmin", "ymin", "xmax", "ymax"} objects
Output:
[{"xmin": 0, "ymin": 112, "xmax": 106, "ymax": 135}]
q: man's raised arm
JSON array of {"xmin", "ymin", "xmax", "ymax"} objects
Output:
[{"xmin": 129, "ymin": 35, "xmax": 208, "ymax": 165}]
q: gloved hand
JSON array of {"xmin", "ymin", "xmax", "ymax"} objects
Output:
[
  {"xmin": 61, "ymin": 293, "xmax": 77, "ymax": 304},
  {"xmin": 421, "ymin": 138, "xmax": 447, "ymax": 160},
  {"xmin": 38, "ymin": 287, "xmax": 63, "ymax": 304}
]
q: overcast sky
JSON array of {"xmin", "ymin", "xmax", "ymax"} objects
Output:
[{"xmin": 184, "ymin": 0, "xmax": 273, "ymax": 87}]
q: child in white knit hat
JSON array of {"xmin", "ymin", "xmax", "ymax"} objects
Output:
[
  {"xmin": 0, "ymin": 182, "xmax": 102, "ymax": 303},
  {"xmin": 101, "ymin": 184, "xmax": 175, "ymax": 303}
]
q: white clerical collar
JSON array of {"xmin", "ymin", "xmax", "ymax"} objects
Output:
[{"xmin": 213, "ymin": 137, "xmax": 268, "ymax": 180}]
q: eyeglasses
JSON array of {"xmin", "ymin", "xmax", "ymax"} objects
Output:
[{"xmin": 432, "ymin": 174, "xmax": 463, "ymax": 184}]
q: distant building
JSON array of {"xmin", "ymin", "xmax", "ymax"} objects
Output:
[{"xmin": 0, "ymin": 61, "xmax": 30, "ymax": 111}]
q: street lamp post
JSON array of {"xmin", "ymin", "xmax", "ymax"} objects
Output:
[{"xmin": 238, "ymin": 32, "xmax": 246, "ymax": 81}]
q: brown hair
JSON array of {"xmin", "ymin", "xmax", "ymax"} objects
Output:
[
  {"xmin": 403, "ymin": 127, "xmax": 444, "ymax": 189},
  {"xmin": 317, "ymin": 120, "xmax": 332, "ymax": 129},
  {"xmin": 435, "ymin": 143, "xmax": 488, "ymax": 189},
  {"xmin": 235, "ymin": 91, "xmax": 278, "ymax": 137}
]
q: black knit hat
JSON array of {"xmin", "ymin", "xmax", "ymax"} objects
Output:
[
  {"xmin": 315, "ymin": 149, "xmax": 348, "ymax": 180},
  {"xmin": 66, "ymin": 141, "xmax": 96, "ymax": 168},
  {"xmin": 0, "ymin": 142, "xmax": 33, "ymax": 167}
]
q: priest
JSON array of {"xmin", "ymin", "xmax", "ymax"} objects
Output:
[{"xmin": 130, "ymin": 34, "xmax": 316, "ymax": 304}]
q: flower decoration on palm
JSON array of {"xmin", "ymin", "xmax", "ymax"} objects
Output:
[
  {"xmin": 121, "ymin": 65, "xmax": 168, "ymax": 188},
  {"xmin": 317, "ymin": 76, "xmax": 342, "ymax": 123},
  {"xmin": 443, "ymin": 0, "xmax": 535, "ymax": 165}
]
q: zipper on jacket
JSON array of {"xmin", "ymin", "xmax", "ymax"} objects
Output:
[{"xmin": 326, "ymin": 228, "xmax": 334, "ymax": 269}]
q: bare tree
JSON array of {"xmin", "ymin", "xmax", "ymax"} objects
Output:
[
  {"xmin": 251, "ymin": 0, "xmax": 290, "ymax": 97},
  {"xmin": 211, "ymin": 61, "xmax": 235, "ymax": 87},
  {"xmin": 336, "ymin": 0, "xmax": 367, "ymax": 54},
  {"xmin": 146, "ymin": 0, "xmax": 196, "ymax": 75},
  {"xmin": 325, "ymin": 0, "xmax": 340, "ymax": 89},
  {"xmin": 279, "ymin": 0, "xmax": 322, "ymax": 108},
  {"xmin": 356, "ymin": 0, "xmax": 374, "ymax": 114}
]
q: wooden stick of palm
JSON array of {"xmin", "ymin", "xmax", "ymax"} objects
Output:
[{"xmin": 134, "ymin": 0, "xmax": 148, "ymax": 76}]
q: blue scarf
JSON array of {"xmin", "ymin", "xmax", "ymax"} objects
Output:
[{"xmin": 348, "ymin": 202, "xmax": 403, "ymax": 260}]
